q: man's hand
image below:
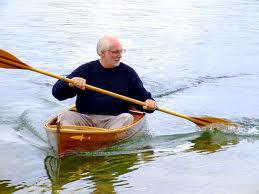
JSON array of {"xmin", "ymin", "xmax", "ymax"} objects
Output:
[
  {"xmin": 143, "ymin": 99, "xmax": 157, "ymax": 110},
  {"xmin": 69, "ymin": 77, "xmax": 86, "ymax": 90}
]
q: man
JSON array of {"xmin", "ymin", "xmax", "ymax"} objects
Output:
[{"xmin": 52, "ymin": 35, "xmax": 156, "ymax": 129}]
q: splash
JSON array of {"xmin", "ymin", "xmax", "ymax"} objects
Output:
[{"xmin": 202, "ymin": 117, "xmax": 259, "ymax": 136}]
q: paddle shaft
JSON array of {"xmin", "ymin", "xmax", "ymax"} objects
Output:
[
  {"xmin": 41, "ymin": 66, "xmax": 208, "ymax": 125},
  {"xmin": 0, "ymin": 53, "xmax": 209, "ymax": 126}
]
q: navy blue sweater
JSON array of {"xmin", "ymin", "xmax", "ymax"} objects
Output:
[{"xmin": 52, "ymin": 60, "xmax": 154, "ymax": 115}]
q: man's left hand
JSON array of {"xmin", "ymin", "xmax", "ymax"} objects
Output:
[{"xmin": 143, "ymin": 99, "xmax": 157, "ymax": 110}]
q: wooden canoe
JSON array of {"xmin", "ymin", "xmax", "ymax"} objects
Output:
[{"xmin": 44, "ymin": 106, "xmax": 146, "ymax": 158}]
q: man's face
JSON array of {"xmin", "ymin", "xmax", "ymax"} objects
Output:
[{"xmin": 102, "ymin": 40, "xmax": 124, "ymax": 67}]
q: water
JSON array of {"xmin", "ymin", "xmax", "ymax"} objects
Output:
[{"xmin": 1, "ymin": 0, "xmax": 259, "ymax": 193}]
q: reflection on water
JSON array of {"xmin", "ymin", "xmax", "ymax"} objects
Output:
[
  {"xmin": 42, "ymin": 130, "xmax": 242, "ymax": 193},
  {"xmin": 44, "ymin": 151, "xmax": 154, "ymax": 193},
  {"xmin": 0, "ymin": 180, "xmax": 26, "ymax": 194},
  {"xmin": 188, "ymin": 130, "xmax": 239, "ymax": 153},
  {"xmin": 0, "ymin": 128, "xmax": 246, "ymax": 193}
]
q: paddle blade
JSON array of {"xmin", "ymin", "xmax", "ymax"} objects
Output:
[
  {"xmin": 0, "ymin": 49, "xmax": 30, "ymax": 69},
  {"xmin": 157, "ymin": 107, "xmax": 236, "ymax": 128},
  {"xmin": 191, "ymin": 116, "xmax": 237, "ymax": 127}
]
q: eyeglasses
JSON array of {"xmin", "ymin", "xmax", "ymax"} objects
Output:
[{"xmin": 108, "ymin": 49, "xmax": 126, "ymax": 54}]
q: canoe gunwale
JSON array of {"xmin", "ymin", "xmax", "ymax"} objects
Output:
[{"xmin": 43, "ymin": 109, "xmax": 145, "ymax": 134}]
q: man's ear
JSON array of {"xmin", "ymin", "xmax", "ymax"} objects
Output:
[{"xmin": 100, "ymin": 51, "xmax": 105, "ymax": 57}]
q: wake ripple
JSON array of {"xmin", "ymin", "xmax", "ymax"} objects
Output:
[
  {"xmin": 13, "ymin": 109, "xmax": 48, "ymax": 150},
  {"xmin": 153, "ymin": 73, "xmax": 250, "ymax": 98}
]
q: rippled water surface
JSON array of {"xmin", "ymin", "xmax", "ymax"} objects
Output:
[{"xmin": 1, "ymin": 0, "xmax": 259, "ymax": 193}]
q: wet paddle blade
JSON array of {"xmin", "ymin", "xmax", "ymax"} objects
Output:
[
  {"xmin": 191, "ymin": 116, "xmax": 237, "ymax": 127},
  {"xmin": 157, "ymin": 107, "xmax": 237, "ymax": 127}
]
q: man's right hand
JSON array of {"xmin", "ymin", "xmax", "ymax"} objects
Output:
[{"xmin": 69, "ymin": 77, "xmax": 86, "ymax": 90}]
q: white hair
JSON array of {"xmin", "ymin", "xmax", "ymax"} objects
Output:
[{"xmin": 96, "ymin": 35, "xmax": 119, "ymax": 56}]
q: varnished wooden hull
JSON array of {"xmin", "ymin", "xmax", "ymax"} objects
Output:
[{"xmin": 44, "ymin": 107, "xmax": 145, "ymax": 158}]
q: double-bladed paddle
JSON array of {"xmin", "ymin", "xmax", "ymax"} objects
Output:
[{"xmin": 0, "ymin": 49, "xmax": 235, "ymax": 127}]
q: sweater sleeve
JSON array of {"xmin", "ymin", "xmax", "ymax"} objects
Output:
[
  {"xmin": 129, "ymin": 69, "xmax": 155, "ymax": 113},
  {"xmin": 52, "ymin": 65, "xmax": 85, "ymax": 101}
]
